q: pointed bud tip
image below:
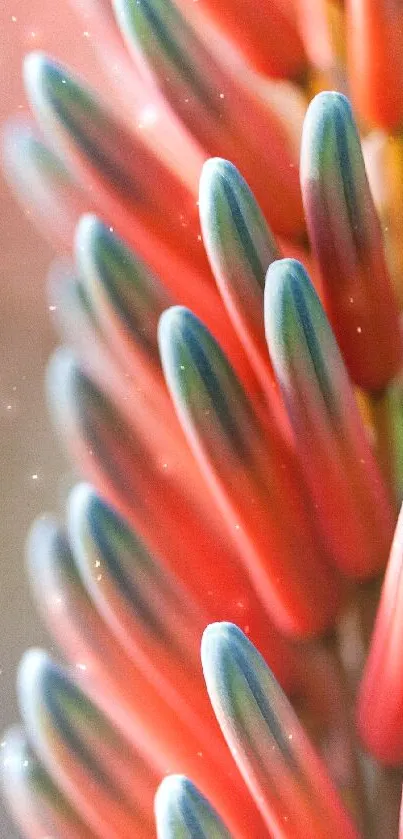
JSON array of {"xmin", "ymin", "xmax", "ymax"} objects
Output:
[
  {"xmin": 155, "ymin": 773, "xmax": 191, "ymax": 811},
  {"xmin": 68, "ymin": 482, "xmax": 97, "ymax": 531},
  {"xmin": 201, "ymin": 621, "xmax": 243, "ymax": 672},
  {"xmin": 304, "ymin": 91, "xmax": 355, "ymax": 137},
  {"xmin": 17, "ymin": 648, "xmax": 52, "ymax": 715},
  {"xmin": 265, "ymin": 257, "xmax": 311, "ymax": 324},
  {"xmin": 67, "ymin": 482, "xmax": 108, "ymax": 572},
  {"xmin": 309, "ymin": 90, "xmax": 351, "ymax": 112},
  {"xmin": 155, "ymin": 773, "xmax": 231, "ymax": 838},
  {"xmin": 23, "ymin": 51, "xmax": 57, "ymax": 101},
  {"xmin": 75, "ymin": 213, "xmax": 105, "ymax": 254},
  {"xmin": 23, "ymin": 49, "xmax": 48, "ymax": 81},
  {"xmin": 266, "ymin": 256, "xmax": 306, "ymax": 288},
  {"xmin": 200, "ymin": 157, "xmax": 237, "ymax": 192},
  {"xmin": 46, "ymin": 347, "xmax": 80, "ymax": 414},
  {"xmin": 158, "ymin": 305, "xmax": 194, "ymax": 354}
]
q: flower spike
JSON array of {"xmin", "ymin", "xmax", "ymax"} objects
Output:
[
  {"xmin": 202, "ymin": 623, "xmax": 360, "ymax": 839},
  {"xmin": 4, "ymin": 3, "xmax": 403, "ymax": 836},
  {"xmin": 159, "ymin": 305, "xmax": 342, "ymax": 637},
  {"xmin": 264, "ymin": 257, "xmax": 395, "ymax": 577},
  {"xmin": 301, "ymin": 91, "xmax": 402, "ymax": 391},
  {"xmin": 155, "ymin": 775, "xmax": 232, "ymax": 839}
]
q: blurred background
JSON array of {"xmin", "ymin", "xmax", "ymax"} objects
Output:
[{"xmin": 0, "ymin": 3, "xmax": 101, "ymax": 833}]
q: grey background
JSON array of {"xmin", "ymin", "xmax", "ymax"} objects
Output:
[{"xmin": 0, "ymin": 2, "xmax": 90, "ymax": 834}]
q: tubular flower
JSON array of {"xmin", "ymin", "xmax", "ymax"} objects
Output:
[{"xmin": 4, "ymin": 2, "xmax": 403, "ymax": 838}]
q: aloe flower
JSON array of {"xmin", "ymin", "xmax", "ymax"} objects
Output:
[{"xmin": 4, "ymin": 1, "xmax": 403, "ymax": 837}]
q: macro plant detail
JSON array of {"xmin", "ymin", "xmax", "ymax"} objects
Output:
[{"xmin": 4, "ymin": 0, "xmax": 403, "ymax": 837}]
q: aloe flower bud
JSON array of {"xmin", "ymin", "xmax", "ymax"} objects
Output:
[
  {"xmin": 4, "ymin": 4, "xmax": 403, "ymax": 838},
  {"xmin": 301, "ymin": 91, "xmax": 402, "ymax": 392}
]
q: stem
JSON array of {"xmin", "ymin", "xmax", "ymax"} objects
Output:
[{"xmin": 367, "ymin": 387, "xmax": 396, "ymax": 505}]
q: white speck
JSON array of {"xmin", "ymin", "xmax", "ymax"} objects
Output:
[
  {"xmin": 83, "ymin": 30, "xmax": 91, "ymax": 38},
  {"xmin": 137, "ymin": 104, "xmax": 158, "ymax": 129},
  {"xmin": 11, "ymin": 15, "xmax": 17, "ymax": 22},
  {"xmin": 48, "ymin": 305, "xmax": 57, "ymax": 311},
  {"xmin": 235, "ymin": 523, "xmax": 240, "ymax": 530},
  {"xmin": 95, "ymin": 559, "xmax": 101, "ymax": 568},
  {"xmin": 31, "ymin": 474, "xmax": 38, "ymax": 481},
  {"xmin": 219, "ymin": 93, "xmax": 225, "ymax": 99},
  {"xmin": 76, "ymin": 663, "xmax": 87, "ymax": 671},
  {"xmin": 357, "ymin": 326, "xmax": 362, "ymax": 333}
]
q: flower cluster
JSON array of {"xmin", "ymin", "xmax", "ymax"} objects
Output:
[{"xmin": 3, "ymin": 1, "xmax": 403, "ymax": 837}]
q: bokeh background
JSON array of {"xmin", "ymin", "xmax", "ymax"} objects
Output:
[{"xmin": 0, "ymin": 3, "xmax": 102, "ymax": 833}]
